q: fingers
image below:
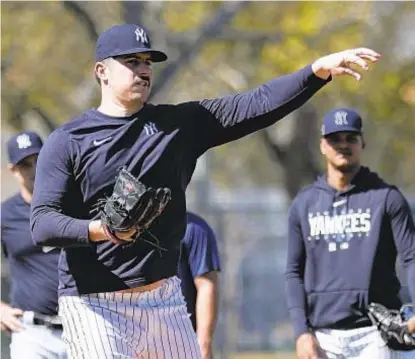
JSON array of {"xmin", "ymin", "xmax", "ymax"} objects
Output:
[
  {"xmin": 1, "ymin": 316, "xmax": 24, "ymax": 332},
  {"xmin": 359, "ymin": 54, "xmax": 380, "ymax": 63},
  {"xmin": 334, "ymin": 67, "xmax": 362, "ymax": 81},
  {"xmin": 8, "ymin": 308, "xmax": 23, "ymax": 331},
  {"xmin": 352, "ymin": 47, "xmax": 381, "ymax": 59},
  {"xmin": 114, "ymin": 228, "xmax": 136, "ymax": 241},
  {"xmin": 346, "ymin": 48, "xmax": 381, "ymax": 65},
  {"xmin": 6, "ymin": 318, "xmax": 24, "ymax": 332},
  {"xmin": 344, "ymin": 54, "xmax": 369, "ymax": 71},
  {"xmin": 10, "ymin": 308, "xmax": 23, "ymax": 316},
  {"xmin": 342, "ymin": 48, "xmax": 380, "ymax": 71},
  {"xmin": 338, "ymin": 51, "xmax": 375, "ymax": 81}
]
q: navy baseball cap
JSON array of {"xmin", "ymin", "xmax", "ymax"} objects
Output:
[
  {"xmin": 321, "ymin": 108, "xmax": 363, "ymax": 136},
  {"xmin": 95, "ymin": 24, "xmax": 168, "ymax": 63},
  {"xmin": 7, "ymin": 131, "xmax": 43, "ymax": 166}
]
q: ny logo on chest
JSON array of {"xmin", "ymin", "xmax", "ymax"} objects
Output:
[{"xmin": 143, "ymin": 122, "xmax": 158, "ymax": 136}]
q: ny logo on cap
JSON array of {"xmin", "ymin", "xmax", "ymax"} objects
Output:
[
  {"xmin": 135, "ymin": 27, "xmax": 148, "ymax": 44},
  {"xmin": 16, "ymin": 134, "xmax": 32, "ymax": 149},
  {"xmin": 334, "ymin": 111, "xmax": 348, "ymax": 126}
]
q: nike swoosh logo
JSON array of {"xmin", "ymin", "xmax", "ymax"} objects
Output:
[
  {"xmin": 93, "ymin": 137, "xmax": 112, "ymax": 146},
  {"xmin": 333, "ymin": 199, "xmax": 347, "ymax": 208},
  {"xmin": 42, "ymin": 246, "xmax": 56, "ymax": 253}
]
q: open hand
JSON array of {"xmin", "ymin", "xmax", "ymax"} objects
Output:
[{"xmin": 312, "ymin": 48, "xmax": 381, "ymax": 81}]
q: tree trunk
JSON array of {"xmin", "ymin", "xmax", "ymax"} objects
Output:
[
  {"xmin": 261, "ymin": 104, "xmax": 322, "ymax": 199},
  {"xmin": 149, "ymin": 1, "xmax": 249, "ymax": 102}
]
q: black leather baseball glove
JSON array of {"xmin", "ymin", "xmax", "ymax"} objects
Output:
[
  {"xmin": 100, "ymin": 167, "xmax": 171, "ymax": 244},
  {"xmin": 367, "ymin": 302, "xmax": 415, "ymax": 351}
]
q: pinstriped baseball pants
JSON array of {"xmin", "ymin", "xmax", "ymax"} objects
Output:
[
  {"xmin": 58, "ymin": 277, "xmax": 201, "ymax": 359},
  {"xmin": 315, "ymin": 326, "xmax": 415, "ymax": 358}
]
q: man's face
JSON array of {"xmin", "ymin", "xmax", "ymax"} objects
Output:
[
  {"xmin": 8, "ymin": 154, "xmax": 38, "ymax": 194},
  {"xmin": 96, "ymin": 53, "xmax": 153, "ymax": 104},
  {"xmin": 320, "ymin": 131, "xmax": 363, "ymax": 173}
]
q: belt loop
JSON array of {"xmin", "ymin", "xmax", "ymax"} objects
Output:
[{"xmin": 21, "ymin": 311, "xmax": 35, "ymax": 325}]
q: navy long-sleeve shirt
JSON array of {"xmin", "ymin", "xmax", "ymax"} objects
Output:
[
  {"xmin": 285, "ymin": 167, "xmax": 415, "ymax": 340},
  {"xmin": 31, "ymin": 64, "xmax": 329, "ymax": 296},
  {"xmin": 1, "ymin": 194, "xmax": 60, "ymax": 315}
]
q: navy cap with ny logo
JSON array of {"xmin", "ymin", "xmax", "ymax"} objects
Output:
[
  {"xmin": 321, "ymin": 108, "xmax": 363, "ymax": 136},
  {"xmin": 94, "ymin": 24, "xmax": 168, "ymax": 63},
  {"xmin": 7, "ymin": 131, "xmax": 43, "ymax": 165}
]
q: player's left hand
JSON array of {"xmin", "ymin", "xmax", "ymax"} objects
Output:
[
  {"xmin": 312, "ymin": 48, "xmax": 381, "ymax": 81},
  {"xmin": 99, "ymin": 167, "xmax": 171, "ymax": 245}
]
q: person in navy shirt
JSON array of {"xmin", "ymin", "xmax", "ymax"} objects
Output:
[
  {"xmin": 178, "ymin": 212, "xmax": 221, "ymax": 359},
  {"xmin": 30, "ymin": 22, "xmax": 380, "ymax": 358},
  {"xmin": 285, "ymin": 108, "xmax": 415, "ymax": 359},
  {"xmin": 1, "ymin": 131, "xmax": 66, "ymax": 359}
]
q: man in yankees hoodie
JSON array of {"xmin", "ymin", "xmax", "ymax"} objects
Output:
[{"xmin": 285, "ymin": 108, "xmax": 415, "ymax": 359}]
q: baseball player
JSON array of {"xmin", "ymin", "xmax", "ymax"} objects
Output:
[
  {"xmin": 178, "ymin": 212, "xmax": 221, "ymax": 359},
  {"xmin": 1, "ymin": 131, "xmax": 67, "ymax": 358},
  {"xmin": 285, "ymin": 108, "xmax": 415, "ymax": 358},
  {"xmin": 30, "ymin": 23, "xmax": 380, "ymax": 358}
]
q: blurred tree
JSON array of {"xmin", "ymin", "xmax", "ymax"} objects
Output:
[
  {"xmin": 160, "ymin": 1, "xmax": 415, "ymax": 195},
  {"xmin": 147, "ymin": 1, "xmax": 249, "ymax": 102},
  {"xmin": 260, "ymin": 104, "xmax": 321, "ymax": 200}
]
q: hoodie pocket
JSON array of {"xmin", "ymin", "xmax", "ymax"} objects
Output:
[{"xmin": 307, "ymin": 290, "xmax": 369, "ymax": 328}]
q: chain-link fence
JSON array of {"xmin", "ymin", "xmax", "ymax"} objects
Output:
[{"xmin": 186, "ymin": 162, "xmax": 295, "ymax": 358}]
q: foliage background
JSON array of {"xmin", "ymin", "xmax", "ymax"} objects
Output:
[{"xmin": 2, "ymin": 1, "xmax": 415, "ymax": 193}]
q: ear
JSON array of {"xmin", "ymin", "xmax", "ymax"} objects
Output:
[
  {"xmin": 361, "ymin": 135, "xmax": 366, "ymax": 149},
  {"xmin": 7, "ymin": 163, "xmax": 14, "ymax": 174},
  {"xmin": 319, "ymin": 138, "xmax": 326, "ymax": 155},
  {"xmin": 94, "ymin": 61, "xmax": 109, "ymax": 85},
  {"xmin": 7, "ymin": 163, "xmax": 19, "ymax": 179}
]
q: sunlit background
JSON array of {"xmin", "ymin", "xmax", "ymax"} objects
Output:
[{"xmin": 2, "ymin": 1, "xmax": 415, "ymax": 358}]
